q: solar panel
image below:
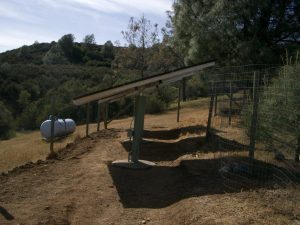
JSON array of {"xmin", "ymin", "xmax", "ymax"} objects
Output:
[{"xmin": 73, "ymin": 60, "xmax": 215, "ymax": 106}]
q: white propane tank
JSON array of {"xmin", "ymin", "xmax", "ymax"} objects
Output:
[{"xmin": 40, "ymin": 117, "xmax": 76, "ymax": 140}]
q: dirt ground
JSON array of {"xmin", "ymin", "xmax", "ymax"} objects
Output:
[{"xmin": 0, "ymin": 107, "xmax": 299, "ymax": 225}]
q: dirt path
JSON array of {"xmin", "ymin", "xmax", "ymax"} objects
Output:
[{"xmin": 0, "ymin": 108, "xmax": 299, "ymax": 225}]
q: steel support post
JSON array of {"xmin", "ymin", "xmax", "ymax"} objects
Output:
[{"xmin": 131, "ymin": 95, "xmax": 146, "ymax": 163}]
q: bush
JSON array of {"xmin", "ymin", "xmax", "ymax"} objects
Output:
[
  {"xmin": 0, "ymin": 101, "xmax": 15, "ymax": 139},
  {"xmin": 242, "ymin": 62, "xmax": 300, "ymax": 159},
  {"xmin": 146, "ymin": 94, "xmax": 166, "ymax": 114}
]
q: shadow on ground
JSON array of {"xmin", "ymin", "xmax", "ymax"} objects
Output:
[
  {"xmin": 108, "ymin": 157, "xmax": 282, "ymax": 209},
  {"xmin": 143, "ymin": 125, "xmax": 207, "ymax": 140},
  {"xmin": 122, "ymin": 126, "xmax": 249, "ymax": 162},
  {"xmin": 110, "ymin": 125, "xmax": 299, "ymax": 208}
]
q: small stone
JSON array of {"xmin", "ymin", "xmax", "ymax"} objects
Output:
[{"xmin": 142, "ymin": 220, "xmax": 147, "ymax": 224}]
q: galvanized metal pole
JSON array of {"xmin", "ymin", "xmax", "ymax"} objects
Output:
[
  {"xmin": 97, "ymin": 103, "xmax": 101, "ymax": 132},
  {"xmin": 177, "ymin": 86, "xmax": 181, "ymax": 122},
  {"xmin": 104, "ymin": 103, "xmax": 108, "ymax": 129},
  {"xmin": 206, "ymin": 85, "xmax": 215, "ymax": 142},
  {"xmin": 214, "ymin": 95, "xmax": 218, "ymax": 116},
  {"xmin": 86, "ymin": 103, "xmax": 90, "ymax": 137},
  {"xmin": 295, "ymin": 134, "xmax": 300, "ymax": 162},
  {"xmin": 49, "ymin": 97, "xmax": 55, "ymax": 155},
  {"xmin": 229, "ymin": 80, "xmax": 233, "ymax": 125},
  {"xmin": 182, "ymin": 78, "xmax": 186, "ymax": 102},
  {"xmin": 249, "ymin": 72, "xmax": 259, "ymax": 158},
  {"xmin": 131, "ymin": 95, "xmax": 146, "ymax": 163},
  {"xmin": 50, "ymin": 115, "xmax": 55, "ymax": 155}
]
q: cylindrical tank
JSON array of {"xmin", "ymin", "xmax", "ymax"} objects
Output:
[{"xmin": 40, "ymin": 118, "xmax": 76, "ymax": 140}]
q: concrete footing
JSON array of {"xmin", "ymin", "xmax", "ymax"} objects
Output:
[{"xmin": 112, "ymin": 159, "xmax": 155, "ymax": 169}]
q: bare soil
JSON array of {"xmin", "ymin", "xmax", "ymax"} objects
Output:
[{"xmin": 0, "ymin": 107, "xmax": 299, "ymax": 225}]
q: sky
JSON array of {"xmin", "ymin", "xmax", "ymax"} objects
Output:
[{"xmin": 0, "ymin": 0, "xmax": 173, "ymax": 53}]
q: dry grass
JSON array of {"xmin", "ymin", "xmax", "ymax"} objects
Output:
[{"xmin": 0, "ymin": 123, "xmax": 99, "ymax": 173}]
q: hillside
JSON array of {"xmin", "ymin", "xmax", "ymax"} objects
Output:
[{"xmin": 0, "ymin": 33, "xmax": 184, "ymax": 140}]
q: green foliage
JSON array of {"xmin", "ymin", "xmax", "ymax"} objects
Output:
[
  {"xmin": 173, "ymin": 0, "xmax": 300, "ymax": 65},
  {"xmin": 146, "ymin": 94, "xmax": 166, "ymax": 114},
  {"xmin": 242, "ymin": 62, "xmax": 300, "ymax": 157},
  {"xmin": 186, "ymin": 75, "xmax": 208, "ymax": 98},
  {"xmin": 102, "ymin": 40, "xmax": 114, "ymax": 60},
  {"xmin": 116, "ymin": 15, "xmax": 160, "ymax": 78},
  {"xmin": 0, "ymin": 101, "xmax": 15, "ymax": 139},
  {"xmin": 43, "ymin": 44, "xmax": 69, "ymax": 65},
  {"xmin": 83, "ymin": 34, "xmax": 96, "ymax": 45},
  {"xmin": 58, "ymin": 34, "xmax": 75, "ymax": 59}
]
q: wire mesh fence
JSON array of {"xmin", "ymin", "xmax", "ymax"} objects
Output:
[{"xmin": 204, "ymin": 64, "xmax": 300, "ymax": 191}]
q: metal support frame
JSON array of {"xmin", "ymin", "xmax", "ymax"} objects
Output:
[
  {"xmin": 103, "ymin": 103, "xmax": 108, "ymax": 129},
  {"xmin": 97, "ymin": 103, "xmax": 101, "ymax": 132},
  {"xmin": 177, "ymin": 85, "xmax": 181, "ymax": 122},
  {"xmin": 206, "ymin": 86, "xmax": 215, "ymax": 142},
  {"xmin": 249, "ymin": 72, "xmax": 259, "ymax": 158},
  {"xmin": 86, "ymin": 103, "xmax": 90, "ymax": 137},
  {"xmin": 131, "ymin": 95, "xmax": 146, "ymax": 162},
  {"xmin": 229, "ymin": 80, "xmax": 233, "ymax": 125},
  {"xmin": 112, "ymin": 94, "xmax": 155, "ymax": 169},
  {"xmin": 50, "ymin": 115, "xmax": 55, "ymax": 154}
]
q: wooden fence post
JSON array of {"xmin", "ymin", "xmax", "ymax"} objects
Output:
[
  {"xmin": 206, "ymin": 84, "xmax": 215, "ymax": 142},
  {"xmin": 249, "ymin": 72, "xmax": 259, "ymax": 158}
]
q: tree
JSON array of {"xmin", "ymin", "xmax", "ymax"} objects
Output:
[
  {"xmin": 242, "ymin": 59, "xmax": 300, "ymax": 162},
  {"xmin": 172, "ymin": 0, "xmax": 300, "ymax": 65},
  {"xmin": 83, "ymin": 34, "xmax": 96, "ymax": 45},
  {"xmin": 42, "ymin": 44, "xmax": 68, "ymax": 65},
  {"xmin": 58, "ymin": 34, "xmax": 75, "ymax": 59},
  {"xmin": 102, "ymin": 40, "xmax": 114, "ymax": 60},
  {"xmin": 116, "ymin": 15, "xmax": 159, "ymax": 78},
  {"xmin": 0, "ymin": 101, "xmax": 15, "ymax": 139},
  {"xmin": 17, "ymin": 90, "xmax": 31, "ymax": 110},
  {"xmin": 18, "ymin": 45, "xmax": 30, "ymax": 59}
]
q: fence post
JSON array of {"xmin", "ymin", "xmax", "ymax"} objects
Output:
[
  {"xmin": 177, "ymin": 85, "xmax": 181, "ymax": 122},
  {"xmin": 50, "ymin": 115, "xmax": 55, "ymax": 155},
  {"xmin": 229, "ymin": 80, "xmax": 233, "ymax": 125},
  {"xmin": 49, "ymin": 97, "xmax": 55, "ymax": 156},
  {"xmin": 104, "ymin": 103, "xmax": 108, "ymax": 129},
  {"xmin": 86, "ymin": 103, "xmax": 90, "ymax": 137},
  {"xmin": 214, "ymin": 90, "xmax": 218, "ymax": 116},
  {"xmin": 296, "ymin": 135, "xmax": 300, "ymax": 162},
  {"xmin": 206, "ymin": 84, "xmax": 215, "ymax": 142},
  {"xmin": 182, "ymin": 78, "xmax": 186, "ymax": 102},
  {"xmin": 97, "ymin": 103, "xmax": 101, "ymax": 132},
  {"xmin": 249, "ymin": 72, "xmax": 259, "ymax": 158}
]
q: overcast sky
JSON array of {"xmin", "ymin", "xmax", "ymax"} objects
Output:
[{"xmin": 0, "ymin": 0, "xmax": 173, "ymax": 53}]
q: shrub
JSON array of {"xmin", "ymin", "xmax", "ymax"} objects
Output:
[
  {"xmin": 242, "ymin": 61, "xmax": 300, "ymax": 159},
  {"xmin": 0, "ymin": 101, "xmax": 15, "ymax": 139}
]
